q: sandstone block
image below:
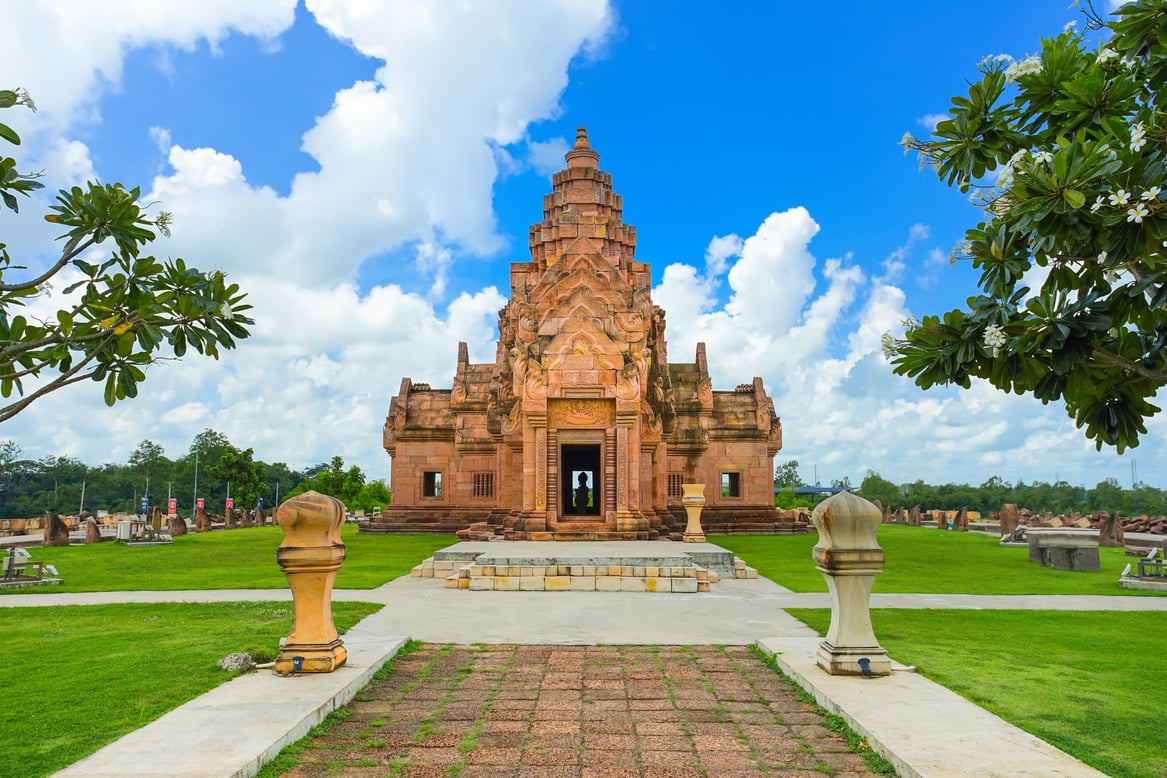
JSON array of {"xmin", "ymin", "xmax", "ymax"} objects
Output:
[
  {"xmin": 608, "ymin": 564, "xmax": 622, "ymax": 576},
  {"xmin": 644, "ymin": 577, "xmax": 661, "ymax": 592},
  {"xmin": 672, "ymin": 577, "xmax": 699, "ymax": 593},
  {"xmin": 621, "ymin": 566, "xmax": 634, "ymax": 576},
  {"xmin": 596, "ymin": 576, "xmax": 622, "ymax": 591},
  {"xmin": 634, "ymin": 566, "xmax": 646, "ymax": 577},
  {"xmin": 495, "ymin": 576, "xmax": 520, "ymax": 591},
  {"xmin": 458, "ymin": 578, "xmax": 469, "ymax": 589},
  {"xmin": 469, "ymin": 565, "xmax": 484, "ymax": 577},
  {"xmin": 469, "ymin": 577, "xmax": 494, "ymax": 591},
  {"xmin": 482, "ymin": 565, "xmax": 495, "ymax": 576},
  {"xmin": 583, "ymin": 565, "xmax": 596, "ymax": 576},
  {"xmin": 545, "ymin": 576, "xmax": 571, "ymax": 591},
  {"xmin": 445, "ymin": 577, "xmax": 459, "ymax": 589},
  {"xmin": 620, "ymin": 577, "xmax": 646, "ymax": 592},
  {"xmin": 520, "ymin": 576, "xmax": 545, "ymax": 591},
  {"xmin": 697, "ymin": 581, "xmax": 711, "ymax": 593},
  {"xmin": 569, "ymin": 577, "xmax": 596, "ymax": 591},
  {"xmin": 645, "ymin": 566, "xmax": 659, "ymax": 577}
]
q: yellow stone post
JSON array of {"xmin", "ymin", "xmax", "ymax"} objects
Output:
[
  {"xmin": 681, "ymin": 483, "xmax": 706, "ymax": 543},
  {"xmin": 811, "ymin": 490, "xmax": 890, "ymax": 676},
  {"xmin": 274, "ymin": 491, "xmax": 348, "ymax": 675}
]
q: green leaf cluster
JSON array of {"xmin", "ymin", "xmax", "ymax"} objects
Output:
[
  {"xmin": 892, "ymin": 1, "xmax": 1167, "ymax": 452},
  {"xmin": 0, "ymin": 88, "xmax": 253, "ymax": 422}
]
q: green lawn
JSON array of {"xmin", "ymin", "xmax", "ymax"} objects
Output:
[
  {"xmin": 718, "ymin": 524, "xmax": 1161, "ymax": 595},
  {"xmin": 3, "ymin": 526, "xmax": 455, "ymax": 592},
  {"xmin": 788, "ymin": 608, "xmax": 1166, "ymax": 778},
  {"xmin": 0, "ymin": 601, "xmax": 383, "ymax": 778}
]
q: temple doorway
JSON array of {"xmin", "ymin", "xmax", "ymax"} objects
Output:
[{"xmin": 561, "ymin": 444, "xmax": 601, "ymax": 516}]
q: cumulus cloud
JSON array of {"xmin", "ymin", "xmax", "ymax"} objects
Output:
[{"xmin": 0, "ymin": 1, "xmax": 614, "ymax": 480}]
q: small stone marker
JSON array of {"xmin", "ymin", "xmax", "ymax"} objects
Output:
[
  {"xmin": 811, "ymin": 491, "xmax": 890, "ymax": 676},
  {"xmin": 274, "ymin": 491, "xmax": 348, "ymax": 675},
  {"xmin": 1097, "ymin": 512, "xmax": 1124, "ymax": 547},
  {"xmin": 999, "ymin": 503, "xmax": 1019, "ymax": 537},
  {"xmin": 43, "ymin": 511, "xmax": 70, "ymax": 547},
  {"xmin": 84, "ymin": 517, "xmax": 103, "ymax": 544},
  {"xmin": 195, "ymin": 507, "xmax": 211, "ymax": 533},
  {"xmin": 681, "ymin": 484, "xmax": 706, "ymax": 543}
]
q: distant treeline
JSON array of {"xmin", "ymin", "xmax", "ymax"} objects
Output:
[
  {"xmin": 0, "ymin": 431, "xmax": 389, "ymax": 520},
  {"xmin": 773, "ymin": 460, "xmax": 1164, "ymax": 517}
]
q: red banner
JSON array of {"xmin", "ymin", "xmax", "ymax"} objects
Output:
[
  {"xmin": 167, "ymin": 498, "xmax": 177, "ymax": 517},
  {"xmin": 225, "ymin": 497, "xmax": 234, "ymax": 512},
  {"xmin": 196, "ymin": 498, "xmax": 205, "ymax": 510}
]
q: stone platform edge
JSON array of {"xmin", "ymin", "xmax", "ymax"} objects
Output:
[{"xmin": 411, "ymin": 555, "xmax": 760, "ymax": 593}]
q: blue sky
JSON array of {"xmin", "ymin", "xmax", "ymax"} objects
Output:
[{"xmin": 2, "ymin": 0, "xmax": 1156, "ymax": 492}]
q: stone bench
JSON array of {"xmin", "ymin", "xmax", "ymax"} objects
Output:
[{"xmin": 1037, "ymin": 542, "xmax": 1101, "ymax": 572}]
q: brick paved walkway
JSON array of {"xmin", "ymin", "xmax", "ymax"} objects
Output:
[{"xmin": 281, "ymin": 644, "xmax": 881, "ymax": 778}]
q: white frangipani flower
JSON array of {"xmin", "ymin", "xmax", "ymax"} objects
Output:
[
  {"xmin": 1142, "ymin": 185, "xmax": 1162, "ymax": 201},
  {"xmin": 1109, "ymin": 189, "xmax": 1131, "ymax": 206},
  {"xmin": 1128, "ymin": 204, "xmax": 1149, "ymax": 223},
  {"xmin": 983, "ymin": 324, "xmax": 1007, "ymax": 358}
]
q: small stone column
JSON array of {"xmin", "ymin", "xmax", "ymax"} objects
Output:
[
  {"xmin": 274, "ymin": 491, "xmax": 348, "ymax": 675},
  {"xmin": 681, "ymin": 484, "xmax": 706, "ymax": 543},
  {"xmin": 811, "ymin": 491, "xmax": 890, "ymax": 676}
]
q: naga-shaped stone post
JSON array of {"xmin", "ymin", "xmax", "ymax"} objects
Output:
[
  {"xmin": 681, "ymin": 483, "xmax": 706, "ymax": 543},
  {"xmin": 274, "ymin": 491, "xmax": 348, "ymax": 675},
  {"xmin": 811, "ymin": 491, "xmax": 890, "ymax": 676}
]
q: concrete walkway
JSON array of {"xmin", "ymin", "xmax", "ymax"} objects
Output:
[{"xmin": 7, "ymin": 544, "xmax": 1154, "ymax": 777}]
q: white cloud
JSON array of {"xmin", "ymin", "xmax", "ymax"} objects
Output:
[
  {"xmin": 917, "ymin": 113, "xmax": 948, "ymax": 133},
  {"xmin": 0, "ymin": 0, "xmax": 613, "ymax": 482}
]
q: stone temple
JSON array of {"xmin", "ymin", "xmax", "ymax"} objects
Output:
[{"xmin": 365, "ymin": 128, "xmax": 785, "ymax": 540}]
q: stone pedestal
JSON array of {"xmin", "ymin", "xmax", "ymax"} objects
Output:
[
  {"xmin": 811, "ymin": 491, "xmax": 890, "ymax": 676},
  {"xmin": 681, "ymin": 484, "xmax": 706, "ymax": 543},
  {"xmin": 274, "ymin": 491, "xmax": 348, "ymax": 675}
]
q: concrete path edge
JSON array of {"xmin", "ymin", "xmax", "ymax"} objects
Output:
[
  {"xmin": 755, "ymin": 636, "xmax": 1107, "ymax": 778},
  {"xmin": 52, "ymin": 627, "xmax": 411, "ymax": 778}
]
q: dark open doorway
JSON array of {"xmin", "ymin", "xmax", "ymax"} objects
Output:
[{"xmin": 561, "ymin": 444, "xmax": 601, "ymax": 516}]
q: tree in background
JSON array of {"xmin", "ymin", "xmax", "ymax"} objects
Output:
[
  {"xmin": 890, "ymin": 2, "xmax": 1166, "ymax": 452},
  {"xmin": 205, "ymin": 445, "xmax": 266, "ymax": 512},
  {"xmin": 127, "ymin": 439, "xmax": 171, "ymax": 501},
  {"xmin": 0, "ymin": 88, "xmax": 253, "ymax": 422},
  {"xmin": 859, "ymin": 471, "xmax": 901, "ymax": 510},
  {"xmin": 773, "ymin": 459, "xmax": 806, "ymax": 488}
]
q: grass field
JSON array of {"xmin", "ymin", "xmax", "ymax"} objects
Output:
[
  {"xmin": 0, "ymin": 601, "xmax": 383, "ymax": 778},
  {"xmin": 3, "ymin": 525, "xmax": 455, "ymax": 592},
  {"xmin": 788, "ymin": 608, "xmax": 1166, "ymax": 778},
  {"xmin": 717, "ymin": 524, "xmax": 1158, "ymax": 594}
]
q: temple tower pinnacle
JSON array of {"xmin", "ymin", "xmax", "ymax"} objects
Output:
[{"xmin": 528, "ymin": 126, "xmax": 638, "ymax": 268}]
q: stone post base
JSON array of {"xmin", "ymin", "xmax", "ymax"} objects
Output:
[
  {"xmin": 275, "ymin": 640, "xmax": 348, "ymax": 676},
  {"xmin": 815, "ymin": 641, "xmax": 890, "ymax": 677},
  {"xmin": 614, "ymin": 511, "xmax": 648, "ymax": 532}
]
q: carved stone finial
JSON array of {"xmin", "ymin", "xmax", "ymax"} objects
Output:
[
  {"xmin": 274, "ymin": 490, "xmax": 348, "ymax": 675},
  {"xmin": 810, "ymin": 491, "xmax": 890, "ymax": 676},
  {"xmin": 565, "ymin": 126, "xmax": 599, "ymax": 169}
]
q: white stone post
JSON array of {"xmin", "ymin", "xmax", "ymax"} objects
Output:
[
  {"xmin": 811, "ymin": 491, "xmax": 890, "ymax": 676},
  {"xmin": 681, "ymin": 484, "xmax": 706, "ymax": 543}
]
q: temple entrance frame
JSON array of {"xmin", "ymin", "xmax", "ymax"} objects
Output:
[{"xmin": 561, "ymin": 443, "xmax": 601, "ymax": 517}]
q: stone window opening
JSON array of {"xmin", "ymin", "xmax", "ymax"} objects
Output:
[
  {"xmin": 667, "ymin": 472, "xmax": 684, "ymax": 499},
  {"xmin": 423, "ymin": 471, "xmax": 443, "ymax": 499},
  {"xmin": 721, "ymin": 471, "xmax": 742, "ymax": 499},
  {"xmin": 472, "ymin": 472, "xmax": 494, "ymax": 499}
]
